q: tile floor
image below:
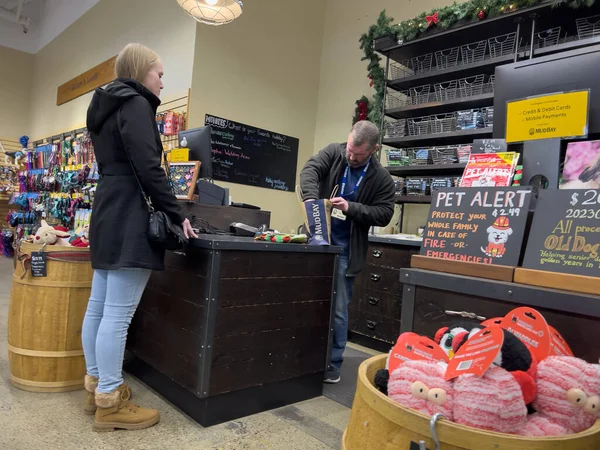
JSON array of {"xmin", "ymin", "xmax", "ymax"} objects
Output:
[{"xmin": 0, "ymin": 256, "xmax": 376, "ymax": 450}]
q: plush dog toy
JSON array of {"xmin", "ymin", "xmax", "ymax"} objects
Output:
[
  {"xmin": 517, "ymin": 356, "xmax": 600, "ymax": 436},
  {"xmin": 70, "ymin": 225, "xmax": 89, "ymax": 247},
  {"xmin": 451, "ymin": 326, "xmax": 538, "ymax": 406},
  {"xmin": 453, "ymin": 365, "xmax": 528, "ymax": 433},
  {"xmin": 33, "ymin": 220, "xmax": 71, "ymax": 246},
  {"xmin": 388, "ymin": 360, "xmax": 455, "ymax": 420}
]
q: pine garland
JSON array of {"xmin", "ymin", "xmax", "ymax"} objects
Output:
[{"xmin": 358, "ymin": 0, "xmax": 596, "ymax": 130}]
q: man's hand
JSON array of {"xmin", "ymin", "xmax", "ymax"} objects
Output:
[{"xmin": 331, "ymin": 197, "xmax": 349, "ymax": 213}]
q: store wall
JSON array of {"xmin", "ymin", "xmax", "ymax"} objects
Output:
[
  {"xmin": 28, "ymin": 0, "xmax": 196, "ymax": 140},
  {"xmin": 188, "ymin": 0, "xmax": 325, "ymax": 232},
  {"xmin": 314, "ymin": 0, "xmax": 459, "ymax": 234},
  {"xmin": 0, "ymin": 45, "xmax": 34, "ymax": 138}
]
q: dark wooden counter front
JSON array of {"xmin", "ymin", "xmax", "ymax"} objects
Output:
[
  {"xmin": 125, "ymin": 235, "xmax": 341, "ymax": 426},
  {"xmin": 400, "ymin": 268, "xmax": 600, "ymax": 364}
]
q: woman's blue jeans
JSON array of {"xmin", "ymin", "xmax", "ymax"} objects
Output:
[{"xmin": 81, "ymin": 268, "xmax": 151, "ymax": 393}]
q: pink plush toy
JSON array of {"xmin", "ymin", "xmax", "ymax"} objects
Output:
[
  {"xmin": 517, "ymin": 356, "xmax": 600, "ymax": 436},
  {"xmin": 388, "ymin": 360, "xmax": 454, "ymax": 420},
  {"xmin": 453, "ymin": 366, "xmax": 528, "ymax": 433}
]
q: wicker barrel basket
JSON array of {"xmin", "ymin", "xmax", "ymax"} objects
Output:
[
  {"xmin": 8, "ymin": 241, "xmax": 93, "ymax": 392},
  {"xmin": 342, "ymin": 354, "xmax": 600, "ymax": 450}
]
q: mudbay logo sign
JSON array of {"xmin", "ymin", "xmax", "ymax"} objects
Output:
[{"xmin": 506, "ymin": 90, "xmax": 589, "ymax": 143}]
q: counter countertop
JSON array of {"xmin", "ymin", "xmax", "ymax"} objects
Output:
[
  {"xmin": 369, "ymin": 235, "xmax": 423, "ymax": 247},
  {"xmin": 188, "ymin": 234, "xmax": 343, "ymax": 253}
]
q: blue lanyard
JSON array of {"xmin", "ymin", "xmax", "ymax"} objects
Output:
[{"xmin": 340, "ymin": 160, "xmax": 370, "ymax": 197}]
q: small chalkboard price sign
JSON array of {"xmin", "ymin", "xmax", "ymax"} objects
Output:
[
  {"xmin": 30, "ymin": 251, "xmax": 47, "ymax": 277},
  {"xmin": 472, "ymin": 139, "xmax": 508, "ymax": 154},
  {"xmin": 522, "ymin": 189, "xmax": 600, "ymax": 277},
  {"xmin": 421, "ymin": 187, "xmax": 533, "ymax": 266}
]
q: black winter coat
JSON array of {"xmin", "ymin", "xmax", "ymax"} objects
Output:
[
  {"xmin": 299, "ymin": 143, "xmax": 396, "ymax": 276},
  {"xmin": 87, "ymin": 78, "xmax": 185, "ymax": 271}
]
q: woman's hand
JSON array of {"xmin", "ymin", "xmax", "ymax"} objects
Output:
[{"xmin": 182, "ymin": 218, "xmax": 198, "ymax": 239}]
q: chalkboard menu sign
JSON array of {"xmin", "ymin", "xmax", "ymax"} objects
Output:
[
  {"xmin": 31, "ymin": 251, "xmax": 47, "ymax": 277},
  {"xmin": 421, "ymin": 187, "xmax": 533, "ymax": 266},
  {"xmin": 472, "ymin": 139, "xmax": 508, "ymax": 154},
  {"xmin": 205, "ymin": 114, "xmax": 299, "ymax": 192},
  {"xmin": 523, "ymin": 189, "xmax": 600, "ymax": 277}
]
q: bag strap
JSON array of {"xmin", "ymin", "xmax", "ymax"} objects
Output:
[{"xmin": 116, "ymin": 108, "xmax": 155, "ymax": 212}]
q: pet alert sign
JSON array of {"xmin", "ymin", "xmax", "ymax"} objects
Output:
[{"xmin": 420, "ymin": 187, "xmax": 533, "ymax": 266}]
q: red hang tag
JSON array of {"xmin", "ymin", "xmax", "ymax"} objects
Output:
[
  {"xmin": 501, "ymin": 307, "xmax": 551, "ymax": 363},
  {"xmin": 481, "ymin": 317, "xmax": 504, "ymax": 327},
  {"xmin": 549, "ymin": 325, "xmax": 574, "ymax": 357},
  {"xmin": 445, "ymin": 325, "xmax": 504, "ymax": 380},
  {"xmin": 388, "ymin": 333, "xmax": 449, "ymax": 375}
]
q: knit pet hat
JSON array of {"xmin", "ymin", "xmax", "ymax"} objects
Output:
[
  {"xmin": 532, "ymin": 356, "xmax": 600, "ymax": 434},
  {"xmin": 388, "ymin": 360, "xmax": 454, "ymax": 420},
  {"xmin": 453, "ymin": 366, "xmax": 527, "ymax": 433}
]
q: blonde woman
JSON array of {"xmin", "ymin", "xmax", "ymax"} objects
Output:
[{"xmin": 82, "ymin": 43, "xmax": 197, "ymax": 431}]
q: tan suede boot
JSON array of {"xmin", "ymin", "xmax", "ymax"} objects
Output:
[
  {"xmin": 84, "ymin": 375, "xmax": 132, "ymax": 415},
  {"xmin": 94, "ymin": 386, "xmax": 159, "ymax": 432}
]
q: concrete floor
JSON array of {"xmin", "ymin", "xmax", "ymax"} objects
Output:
[{"xmin": 0, "ymin": 256, "xmax": 355, "ymax": 450}]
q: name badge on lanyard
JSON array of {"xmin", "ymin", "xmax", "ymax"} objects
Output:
[{"xmin": 340, "ymin": 160, "xmax": 370, "ymax": 198}]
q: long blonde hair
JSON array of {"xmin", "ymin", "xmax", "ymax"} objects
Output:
[{"xmin": 115, "ymin": 43, "xmax": 160, "ymax": 83}]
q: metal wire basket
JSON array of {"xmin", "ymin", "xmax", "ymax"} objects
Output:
[
  {"xmin": 533, "ymin": 27, "xmax": 561, "ymax": 49},
  {"xmin": 489, "ymin": 75, "xmax": 496, "ymax": 91},
  {"xmin": 435, "ymin": 47, "xmax": 460, "ymax": 69},
  {"xmin": 461, "ymin": 40, "xmax": 487, "ymax": 64},
  {"xmin": 411, "ymin": 53, "xmax": 434, "ymax": 74},
  {"xmin": 407, "ymin": 116, "xmax": 432, "ymax": 136},
  {"xmin": 488, "ymin": 32, "xmax": 517, "ymax": 58},
  {"xmin": 434, "ymin": 80, "xmax": 460, "ymax": 101},
  {"xmin": 431, "ymin": 146, "xmax": 458, "ymax": 165},
  {"xmin": 410, "ymin": 85, "xmax": 433, "ymax": 104},
  {"xmin": 459, "ymin": 75, "xmax": 486, "ymax": 97},
  {"xmin": 385, "ymin": 120, "xmax": 407, "ymax": 138},
  {"xmin": 577, "ymin": 14, "xmax": 600, "ymax": 39},
  {"xmin": 389, "ymin": 61, "xmax": 414, "ymax": 80},
  {"xmin": 386, "ymin": 90, "xmax": 411, "ymax": 109},
  {"xmin": 431, "ymin": 113, "xmax": 457, "ymax": 134}
]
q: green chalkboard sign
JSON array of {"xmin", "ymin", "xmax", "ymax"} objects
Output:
[
  {"xmin": 421, "ymin": 187, "xmax": 533, "ymax": 266},
  {"xmin": 522, "ymin": 189, "xmax": 600, "ymax": 276}
]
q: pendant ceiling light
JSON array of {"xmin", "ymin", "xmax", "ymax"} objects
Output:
[{"xmin": 177, "ymin": 0, "xmax": 243, "ymax": 26}]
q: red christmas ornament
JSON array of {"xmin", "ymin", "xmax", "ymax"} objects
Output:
[
  {"xmin": 478, "ymin": 9, "xmax": 487, "ymax": 20},
  {"xmin": 368, "ymin": 75, "xmax": 374, "ymax": 87},
  {"xmin": 426, "ymin": 11, "xmax": 438, "ymax": 27}
]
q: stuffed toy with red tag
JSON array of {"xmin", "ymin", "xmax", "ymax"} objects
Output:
[
  {"xmin": 33, "ymin": 220, "xmax": 71, "ymax": 246},
  {"xmin": 388, "ymin": 360, "xmax": 455, "ymax": 420},
  {"xmin": 434, "ymin": 325, "xmax": 469, "ymax": 359},
  {"xmin": 70, "ymin": 225, "xmax": 89, "ymax": 247},
  {"xmin": 517, "ymin": 356, "xmax": 600, "ymax": 436},
  {"xmin": 451, "ymin": 326, "xmax": 538, "ymax": 406},
  {"xmin": 453, "ymin": 365, "xmax": 528, "ymax": 432}
]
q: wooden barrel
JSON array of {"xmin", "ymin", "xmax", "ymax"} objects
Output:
[
  {"xmin": 8, "ymin": 242, "xmax": 93, "ymax": 392},
  {"xmin": 343, "ymin": 354, "xmax": 600, "ymax": 450}
]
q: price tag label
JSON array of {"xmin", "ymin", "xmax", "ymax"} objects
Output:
[
  {"xmin": 501, "ymin": 307, "xmax": 551, "ymax": 363},
  {"xmin": 388, "ymin": 333, "xmax": 448, "ymax": 375},
  {"xmin": 549, "ymin": 325, "xmax": 574, "ymax": 357},
  {"xmin": 445, "ymin": 326, "xmax": 504, "ymax": 380},
  {"xmin": 30, "ymin": 252, "xmax": 47, "ymax": 277}
]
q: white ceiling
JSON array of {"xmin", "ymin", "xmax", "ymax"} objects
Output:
[{"xmin": 0, "ymin": 0, "xmax": 99, "ymax": 54}]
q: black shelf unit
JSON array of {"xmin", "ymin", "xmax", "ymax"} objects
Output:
[
  {"xmin": 394, "ymin": 194, "xmax": 433, "ymax": 204},
  {"xmin": 387, "ymin": 55, "xmax": 514, "ymax": 91},
  {"xmin": 384, "ymin": 127, "xmax": 493, "ymax": 148},
  {"xmin": 386, "ymin": 93, "xmax": 494, "ymax": 119},
  {"xmin": 387, "ymin": 163, "xmax": 467, "ymax": 177}
]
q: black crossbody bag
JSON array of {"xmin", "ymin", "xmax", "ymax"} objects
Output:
[{"xmin": 117, "ymin": 109, "xmax": 188, "ymax": 250}]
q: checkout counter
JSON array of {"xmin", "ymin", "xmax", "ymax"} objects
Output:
[{"xmin": 125, "ymin": 202, "xmax": 342, "ymax": 426}]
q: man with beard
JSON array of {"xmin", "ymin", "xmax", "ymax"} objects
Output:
[{"xmin": 300, "ymin": 120, "xmax": 396, "ymax": 383}]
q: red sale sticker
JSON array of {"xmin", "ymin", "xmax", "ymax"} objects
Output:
[
  {"xmin": 445, "ymin": 326, "xmax": 504, "ymax": 380},
  {"xmin": 388, "ymin": 333, "xmax": 449, "ymax": 375}
]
